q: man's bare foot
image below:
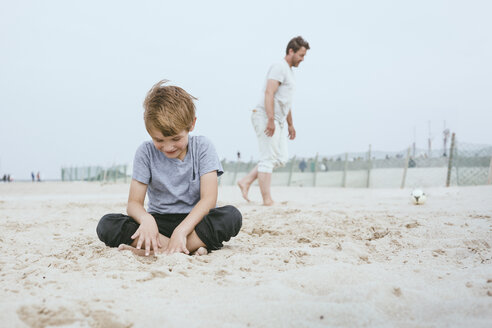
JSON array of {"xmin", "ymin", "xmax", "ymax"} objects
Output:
[
  {"xmin": 118, "ymin": 244, "xmax": 158, "ymax": 256},
  {"xmin": 237, "ymin": 180, "xmax": 250, "ymax": 202},
  {"xmin": 262, "ymin": 199, "xmax": 274, "ymax": 206},
  {"xmin": 191, "ymin": 247, "xmax": 208, "ymax": 256}
]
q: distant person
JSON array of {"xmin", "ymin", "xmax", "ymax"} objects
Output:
[
  {"xmin": 36, "ymin": 172, "xmax": 41, "ymax": 182},
  {"xmin": 3, "ymin": 174, "xmax": 7, "ymax": 182},
  {"xmin": 238, "ymin": 36, "xmax": 310, "ymax": 205},
  {"xmin": 97, "ymin": 80, "xmax": 242, "ymax": 257},
  {"xmin": 409, "ymin": 158, "xmax": 416, "ymax": 168},
  {"xmin": 322, "ymin": 158, "xmax": 329, "ymax": 171},
  {"xmin": 237, "ymin": 151, "xmax": 241, "ymax": 161},
  {"xmin": 299, "ymin": 159, "xmax": 307, "ymax": 172},
  {"xmin": 31, "ymin": 172, "xmax": 35, "ymax": 182}
]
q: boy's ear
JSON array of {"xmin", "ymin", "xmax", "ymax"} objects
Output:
[{"xmin": 189, "ymin": 117, "xmax": 197, "ymax": 132}]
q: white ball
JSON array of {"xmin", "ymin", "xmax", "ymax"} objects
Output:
[{"xmin": 411, "ymin": 189, "xmax": 426, "ymax": 205}]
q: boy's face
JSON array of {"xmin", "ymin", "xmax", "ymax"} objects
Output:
[{"xmin": 148, "ymin": 126, "xmax": 192, "ymax": 161}]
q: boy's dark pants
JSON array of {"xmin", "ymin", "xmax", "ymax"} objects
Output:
[{"xmin": 96, "ymin": 205, "xmax": 242, "ymax": 251}]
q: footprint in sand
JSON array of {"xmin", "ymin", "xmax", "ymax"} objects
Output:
[
  {"xmin": 87, "ymin": 309, "xmax": 132, "ymax": 328},
  {"xmin": 17, "ymin": 304, "xmax": 131, "ymax": 328},
  {"xmin": 17, "ymin": 305, "xmax": 77, "ymax": 328},
  {"xmin": 137, "ymin": 270, "xmax": 170, "ymax": 282}
]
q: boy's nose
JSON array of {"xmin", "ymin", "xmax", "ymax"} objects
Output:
[{"xmin": 163, "ymin": 144, "xmax": 176, "ymax": 152}]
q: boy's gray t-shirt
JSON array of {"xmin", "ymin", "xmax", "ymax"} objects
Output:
[{"xmin": 132, "ymin": 135, "xmax": 223, "ymax": 214}]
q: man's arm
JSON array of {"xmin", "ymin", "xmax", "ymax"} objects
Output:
[
  {"xmin": 163, "ymin": 171, "xmax": 218, "ymax": 254},
  {"xmin": 286, "ymin": 109, "xmax": 296, "ymax": 140},
  {"xmin": 264, "ymin": 79, "xmax": 280, "ymax": 137},
  {"xmin": 127, "ymin": 179, "xmax": 161, "ymax": 256}
]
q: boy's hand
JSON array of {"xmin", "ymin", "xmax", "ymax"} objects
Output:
[
  {"xmin": 131, "ymin": 215, "xmax": 161, "ymax": 256},
  {"xmin": 163, "ymin": 226, "xmax": 189, "ymax": 255}
]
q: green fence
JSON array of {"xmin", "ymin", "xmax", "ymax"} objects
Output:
[
  {"xmin": 61, "ymin": 165, "xmax": 129, "ymax": 182},
  {"xmin": 449, "ymin": 136, "xmax": 492, "ymax": 186},
  {"xmin": 221, "ymin": 136, "xmax": 492, "ymax": 188},
  {"xmin": 59, "ymin": 136, "xmax": 491, "ymax": 188}
]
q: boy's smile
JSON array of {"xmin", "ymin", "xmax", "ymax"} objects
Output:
[{"xmin": 148, "ymin": 128, "xmax": 190, "ymax": 161}]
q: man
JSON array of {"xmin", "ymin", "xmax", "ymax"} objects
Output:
[{"xmin": 238, "ymin": 36, "xmax": 310, "ymax": 205}]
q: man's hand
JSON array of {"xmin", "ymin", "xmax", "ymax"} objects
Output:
[
  {"xmin": 265, "ymin": 119, "xmax": 275, "ymax": 137},
  {"xmin": 288, "ymin": 125, "xmax": 296, "ymax": 140},
  {"xmin": 131, "ymin": 215, "xmax": 161, "ymax": 256},
  {"xmin": 163, "ymin": 226, "xmax": 189, "ymax": 255}
]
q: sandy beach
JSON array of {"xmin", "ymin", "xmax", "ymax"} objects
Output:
[{"xmin": 0, "ymin": 182, "xmax": 491, "ymax": 327}]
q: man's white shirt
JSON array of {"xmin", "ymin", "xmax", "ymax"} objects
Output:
[{"xmin": 255, "ymin": 59, "xmax": 295, "ymax": 123}]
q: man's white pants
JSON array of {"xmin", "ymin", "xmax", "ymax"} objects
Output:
[{"xmin": 251, "ymin": 110, "xmax": 288, "ymax": 173}]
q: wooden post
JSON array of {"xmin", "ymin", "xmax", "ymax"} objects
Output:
[
  {"xmin": 342, "ymin": 153, "xmax": 348, "ymax": 187},
  {"xmin": 287, "ymin": 155, "xmax": 296, "ymax": 186},
  {"xmin": 487, "ymin": 157, "xmax": 492, "ymax": 185},
  {"xmin": 312, "ymin": 153, "xmax": 319, "ymax": 187},
  {"xmin": 366, "ymin": 145, "xmax": 372, "ymax": 188},
  {"xmin": 446, "ymin": 133, "xmax": 455, "ymax": 187},
  {"xmin": 455, "ymin": 143, "xmax": 460, "ymax": 185},
  {"xmin": 219, "ymin": 160, "xmax": 225, "ymax": 186},
  {"xmin": 401, "ymin": 147, "xmax": 411, "ymax": 189},
  {"xmin": 232, "ymin": 160, "xmax": 239, "ymax": 186}
]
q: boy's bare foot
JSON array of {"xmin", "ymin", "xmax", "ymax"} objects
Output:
[
  {"xmin": 118, "ymin": 244, "xmax": 158, "ymax": 256},
  {"xmin": 237, "ymin": 181, "xmax": 250, "ymax": 202},
  {"xmin": 191, "ymin": 247, "xmax": 208, "ymax": 256},
  {"xmin": 119, "ymin": 244, "xmax": 207, "ymax": 256},
  {"xmin": 263, "ymin": 199, "xmax": 274, "ymax": 206}
]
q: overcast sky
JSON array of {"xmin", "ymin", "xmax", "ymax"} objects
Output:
[{"xmin": 1, "ymin": 0, "xmax": 491, "ymax": 180}]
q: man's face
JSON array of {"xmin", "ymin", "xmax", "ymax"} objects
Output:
[
  {"xmin": 148, "ymin": 127, "xmax": 190, "ymax": 161},
  {"xmin": 291, "ymin": 46, "xmax": 307, "ymax": 67}
]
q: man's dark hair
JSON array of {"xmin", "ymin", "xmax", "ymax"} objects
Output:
[{"xmin": 286, "ymin": 36, "xmax": 310, "ymax": 55}]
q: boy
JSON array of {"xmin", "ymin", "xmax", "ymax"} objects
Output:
[{"xmin": 97, "ymin": 80, "xmax": 242, "ymax": 256}]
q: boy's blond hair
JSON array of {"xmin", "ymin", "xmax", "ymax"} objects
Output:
[{"xmin": 143, "ymin": 80, "xmax": 197, "ymax": 136}]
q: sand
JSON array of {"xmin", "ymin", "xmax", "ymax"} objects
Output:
[{"xmin": 0, "ymin": 182, "xmax": 491, "ymax": 327}]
